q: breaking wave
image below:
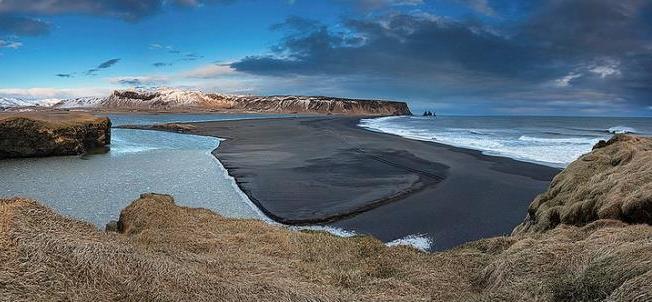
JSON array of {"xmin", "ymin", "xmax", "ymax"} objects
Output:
[
  {"xmin": 386, "ymin": 234, "xmax": 433, "ymax": 252},
  {"xmin": 607, "ymin": 126, "xmax": 636, "ymax": 134}
]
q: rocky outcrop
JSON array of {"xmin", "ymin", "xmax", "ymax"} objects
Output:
[
  {"xmin": 514, "ymin": 134, "xmax": 652, "ymax": 234},
  {"xmin": 55, "ymin": 88, "xmax": 412, "ymax": 116},
  {"xmin": 149, "ymin": 123, "xmax": 197, "ymax": 133},
  {"xmin": 0, "ymin": 112, "xmax": 111, "ymax": 159}
]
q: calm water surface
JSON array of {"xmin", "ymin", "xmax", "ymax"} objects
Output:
[{"xmin": 0, "ymin": 114, "xmax": 289, "ymax": 227}]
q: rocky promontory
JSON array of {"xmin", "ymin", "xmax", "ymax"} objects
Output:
[{"xmin": 0, "ymin": 112, "xmax": 111, "ymax": 159}]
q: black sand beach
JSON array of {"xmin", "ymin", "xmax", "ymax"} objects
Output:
[{"xmin": 168, "ymin": 116, "xmax": 560, "ymax": 250}]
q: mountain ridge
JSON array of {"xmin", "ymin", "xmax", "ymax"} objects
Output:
[{"xmin": 0, "ymin": 88, "xmax": 412, "ymax": 116}]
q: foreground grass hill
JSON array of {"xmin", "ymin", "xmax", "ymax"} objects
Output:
[{"xmin": 1, "ymin": 135, "xmax": 650, "ymax": 301}]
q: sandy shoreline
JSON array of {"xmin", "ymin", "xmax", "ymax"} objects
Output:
[{"xmin": 125, "ymin": 116, "xmax": 560, "ymax": 250}]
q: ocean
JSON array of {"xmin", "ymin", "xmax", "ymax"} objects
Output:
[{"xmin": 360, "ymin": 115, "xmax": 652, "ymax": 168}]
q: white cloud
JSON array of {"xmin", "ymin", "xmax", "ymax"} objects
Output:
[
  {"xmin": 555, "ymin": 72, "xmax": 582, "ymax": 87},
  {"xmin": 182, "ymin": 64, "xmax": 236, "ymax": 78},
  {"xmin": 461, "ymin": 0, "xmax": 496, "ymax": 16},
  {"xmin": 0, "ymin": 39, "xmax": 22, "ymax": 49},
  {"xmin": 590, "ymin": 64, "xmax": 621, "ymax": 78}
]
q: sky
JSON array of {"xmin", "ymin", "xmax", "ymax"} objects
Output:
[{"xmin": 0, "ymin": 0, "xmax": 651, "ymax": 116}]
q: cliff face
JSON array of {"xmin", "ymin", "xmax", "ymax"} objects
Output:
[
  {"xmin": 0, "ymin": 112, "xmax": 111, "ymax": 159},
  {"xmin": 514, "ymin": 134, "xmax": 652, "ymax": 234},
  {"xmin": 58, "ymin": 89, "xmax": 412, "ymax": 116},
  {"xmin": 223, "ymin": 95, "xmax": 412, "ymax": 116}
]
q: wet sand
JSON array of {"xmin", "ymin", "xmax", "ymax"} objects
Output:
[{"xmin": 140, "ymin": 116, "xmax": 560, "ymax": 250}]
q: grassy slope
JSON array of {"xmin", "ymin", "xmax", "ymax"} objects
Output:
[
  {"xmin": 0, "ymin": 112, "xmax": 108, "ymax": 129},
  {"xmin": 1, "ymin": 136, "xmax": 651, "ymax": 301}
]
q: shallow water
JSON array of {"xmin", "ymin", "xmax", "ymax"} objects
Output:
[
  {"xmin": 0, "ymin": 113, "xmax": 285, "ymax": 227},
  {"xmin": 360, "ymin": 116, "xmax": 652, "ymax": 167}
]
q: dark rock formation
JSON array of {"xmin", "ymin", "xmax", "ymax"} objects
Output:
[
  {"xmin": 0, "ymin": 112, "xmax": 111, "ymax": 159},
  {"xmin": 150, "ymin": 123, "xmax": 197, "ymax": 133}
]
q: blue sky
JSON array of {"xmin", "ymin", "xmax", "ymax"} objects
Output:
[{"xmin": 1, "ymin": 0, "xmax": 651, "ymax": 116}]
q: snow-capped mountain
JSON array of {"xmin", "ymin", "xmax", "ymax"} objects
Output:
[
  {"xmin": 0, "ymin": 97, "xmax": 62, "ymax": 109},
  {"xmin": 100, "ymin": 88, "xmax": 236, "ymax": 110},
  {"xmin": 53, "ymin": 97, "xmax": 106, "ymax": 109},
  {"xmin": 1, "ymin": 88, "xmax": 412, "ymax": 116}
]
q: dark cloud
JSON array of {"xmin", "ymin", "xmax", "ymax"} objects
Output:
[
  {"xmin": 152, "ymin": 62, "xmax": 172, "ymax": 67},
  {"xmin": 519, "ymin": 0, "xmax": 652, "ymax": 57},
  {"xmin": 55, "ymin": 73, "xmax": 73, "ymax": 78},
  {"xmin": 0, "ymin": 0, "xmax": 235, "ymax": 24},
  {"xmin": 333, "ymin": 0, "xmax": 424, "ymax": 10},
  {"xmin": 232, "ymin": 1, "xmax": 652, "ymax": 113},
  {"xmin": 0, "ymin": 14, "xmax": 49, "ymax": 36},
  {"xmin": 86, "ymin": 58, "xmax": 120, "ymax": 75},
  {"xmin": 112, "ymin": 76, "xmax": 167, "ymax": 89},
  {"xmin": 182, "ymin": 53, "xmax": 204, "ymax": 61},
  {"xmin": 117, "ymin": 78, "xmax": 145, "ymax": 86},
  {"xmin": 0, "ymin": 0, "xmax": 164, "ymax": 21},
  {"xmin": 97, "ymin": 59, "xmax": 121, "ymax": 69},
  {"xmin": 233, "ymin": 14, "xmax": 541, "ymax": 83}
]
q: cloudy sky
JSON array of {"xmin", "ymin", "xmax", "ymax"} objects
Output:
[{"xmin": 0, "ymin": 0, "xmax": 651, "ymax": 116}]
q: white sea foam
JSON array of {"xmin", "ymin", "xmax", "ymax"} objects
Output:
[
  {"xmin": 359, "ymin": 116, "xmax": 612, "ymax": 167},
  {"xmin": 518, "ymin": 135, "xmax": 597, "ymax": 144},
  {"xmin": 386, "ymin": 234, "xmax": 433, "ymax": 252},
  {"xmin": 291, "ymin": 225, "xmax": 358, "ymax": 237},
  {"xmin": 288, "ymin": 226, "xmax": 434, "ymax": 251},
  {"xmin": 607, "ymin": 126, "xmax": 636, "ymax": 134}
]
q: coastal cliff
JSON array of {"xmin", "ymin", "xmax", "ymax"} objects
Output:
[
  {"xmin": 0, "ymin": 112, "xmax": 110, "ymax": 159},
  {"xmin": 98, "ymin": 89, "xmax": 412, "ymax": 116},
  {"xmin": 224, "ymin": 95, "xmax": 412, "ymax": 116},
  {"xmin": 0, "ymin": 136, "xmax": 650, "ymax": 301}
]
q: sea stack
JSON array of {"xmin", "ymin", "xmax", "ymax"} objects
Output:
[{"xmin": 0, "ymin": 112, "xmax": 111, "ymax": 159}]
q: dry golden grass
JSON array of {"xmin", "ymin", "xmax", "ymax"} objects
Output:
[
  {"xmin": 0, "ymin": 112, "xmax": 108, "ymax": 129},
  {"xmin": 1, "ymin": 193, "xmax": 650, "ymax": 301},
  {"xmin": 1, "ymin": 135, "xmax": 651, "ymax": 301},
  {"xmin": 515, "ymin": 134, "xmax": 652, "ymax": 233}
]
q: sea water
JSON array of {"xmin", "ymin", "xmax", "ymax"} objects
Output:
[
  {"xmin": 0, "ymin": 114, "xmax": 286, "ymax": 227},
  {"xmin": 360, "ymin": 116, "xmax": 652, "ymax": 168}
]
